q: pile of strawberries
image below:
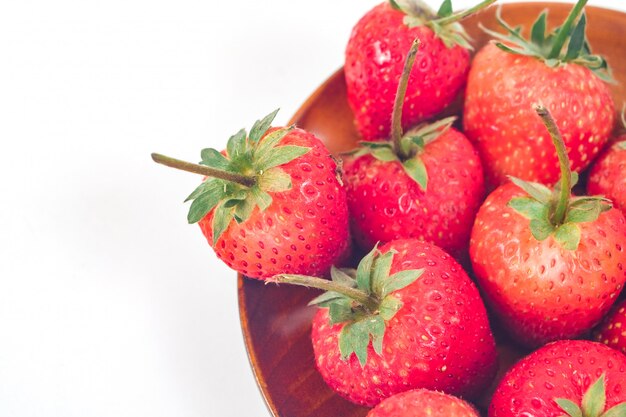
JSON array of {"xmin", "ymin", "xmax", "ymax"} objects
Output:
[{"xmin": 154, "ymin": 0, "xmax": 626, "ymax": 416}]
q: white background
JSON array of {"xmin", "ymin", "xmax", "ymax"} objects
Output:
[{"xmin": 0, "ymin": 0, "xmax": 623, "ymax": 416}]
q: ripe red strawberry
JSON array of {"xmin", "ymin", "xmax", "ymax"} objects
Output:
[
  {"xmin": 464, "ymin": 0, "xmax": 615, "ymax": 187},
  {"xmin": 470, "ymin": 106, "xmax": 626, "ymax": 348},
  {"xmin": 152, "ymin": 110, "xmax": 350, "ymax": 279},
  {"xmin": 367, "ymin": 389, "xmax": 481, "ymax": 417},
  {"xmin": 272, "ymin": 239, "xmax": 498, "ymax": 407},
  {"xmin": 489, "ymin": 340, "xmax": 626, "ymax": 417},
  {"xmin": 345, "ymin": 0, "xmax": 496, "ymax": 141},
  {"xmin": 588, "ymin": 133, "xmax": 626, "ymax": 215},
  {"xmin": 344, "ymin": 125, "xmax": 484, "ymax": 255},
  {"xmin": 593, "ymin": 298, "xmax": 626, "ymax": 355},
  {"xmin": 344, "ymin": 39, "xmax": 485, "ymax": 256}
]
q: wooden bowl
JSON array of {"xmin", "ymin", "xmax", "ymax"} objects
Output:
[{"xmin": 238, "ymin": 3, "xmax": 626, "ymax": 416}]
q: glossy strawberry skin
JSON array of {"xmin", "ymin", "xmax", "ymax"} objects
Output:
[
  {"xmin": 343, "ymin": 128, "xmax": 484, "ymax": 256},
  {"xmin": 199, "ymin": 128, "xmax": 350, "ymax": 279},
  {"xmin": 367, "ymin": 389, "xmax": 481, "ymax": 417},
  {"xmin": 345, "ymin": 2, "xmax": 470, "ymax": 141},
  {"xmin": 593, "ymin": 298, "xmax": 626, "ymax": 355},
  {"xmin": 588, "ymin": 137, "xmax": 626, "ymax": 215},
  {"xmin": 489, "ymin": 340, "xmax": 626, "ymax": 417},
  {"xmin": 470, "ymin": 182, "xmax": 626, "ymax": 347},
  {"xmin": 464, "ymin": 43, "xmax": 615, "ymax": 187},
  {"xmin": 312, "ymin": 239, "xmax": 497, "ymax": 407}
]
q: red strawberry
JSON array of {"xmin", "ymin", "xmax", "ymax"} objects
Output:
[
  {"xmin": 345, "ymin": 0, "xmax": 496, "ymax": 141},
  {"xmin": 489, "ymin": 340, "xmax": 626, "ymax": 417},
  {"xmin": 588, "ymin": 134, "xmax": 626, "ymax": 215},
  {"xmin": 152, "ymin": 110, "xmax": 350, "ymax": 279},
  {"xmin": 344, "ymin": 125, "xmax": 484, "ymax": 255},
  {"xmin": 470, "ymin": 106, "xmax": 626, "ymax": 348},
  {"xmin": 272, "ymin": 239, "xmax": 498, "ymax": 407},
  {"xmin": 367, "ymin": 389, "xmax": 481, "ymax": 417},
  {"xmin": 344, "ymin": 39, "xmax": 485, "ymax": 256},
  {"xmin": 593, "ymin": 298, "xmax": 626, "ymax": 355},
  {"xmin": 464, "ymin": 1, "xmax": 615, "ymax": 187}
]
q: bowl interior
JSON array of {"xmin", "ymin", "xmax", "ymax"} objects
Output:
[{"xmin": 238, "ymin": 3, "xmax": 626, "ymax": 417}]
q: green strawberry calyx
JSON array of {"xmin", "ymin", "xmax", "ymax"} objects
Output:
[
  {"xmin": 508, "ymin": 106, "xmax": 611, "ymax": 251},
  {"xmin": 482, "ymin": 0, "xmax": 613, "ymax": 82},
  {"xmin": 269, "ymin": 245, "xmax": 424, "ymax": 367},
  {"xmin": 555, "ymin": 374, "xmax": 626, "ymax": 417},
  {"xmin": 151, "ymin": 109, "xmax": 311, "ymax": 243},
  {"xmin": 390, "ymin": 0, "xmax": 497, "ymax": 50},
  {"xmin": 352, "ymin": 116, "xmax": 456, "ymax": 191},
  {"xmin": 347, "ymin": 38, "xmax": 454, "ymax": 191}
]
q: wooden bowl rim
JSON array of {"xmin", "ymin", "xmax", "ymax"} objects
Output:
[{"xmin": 237, "ymin": 3, "xmax": 626, "ymax": 416}]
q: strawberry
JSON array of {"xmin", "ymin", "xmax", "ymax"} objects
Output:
[
  {"xmin": 489, "ymin": 340, "xmax": 626, "ymax": 417},
  {"xmin": 593, "ymin": 298, "xmax": 626, "ymax": 355},
  {"xmin": 152, "ymin": 110, "xmax": 350, "ymax": 280},
  {"xmin": 588, "ymin": 113, "xmax": 626, "ymax": 215},
  {"xmin": 367, "ymin": 389, "xmax": 481, "ymax": 417},
  {"xmin": 344, "ymin": 39, "xmax": 485, "ymax": 256},
  {"xmin": 470, "ymin": 106, "xmax": 626, "ymax": 348},
  {"xmin": 345, "ymin": 0, "xmax": 497, "ymax": 141},
  {"xmin": 272, "ymin": 239, "xmax": 498, "ymax": 407},
  {"xmin": 463, "ymin": 0, "xmax": 615, "ymax": 187},
  {"xmin": 344, "ymin": 124, "xmax": 484, "ymax": 255}
]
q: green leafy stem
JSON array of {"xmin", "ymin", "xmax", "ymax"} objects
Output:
[
  {"xmin": 536, "ymin": 107, "xmax": 571, "ymax": 225},
  {"xmin": 547, "ymin": 0, "xmax": 588, "ymax": 59},
  {"xmin": 349, "ymin": 36, "xmax": 455, "ymax": 192},
  {"xmin": 391, "ymin": 38, "xmax": 421, "ymax": 160},
  {"xmin": 433, "ymin": 0, "xmax": 498, "ymax": 27},
  {"xmin": 152, "ymin": 109, "xmax": 311, "ymax": 243},
  {"xmin": 391, "ymin": 0, "xmax": 497, "ymax": 50},
  {"xmin": 269, "ymin": 246, "xmax": 423, "ymax": 366},
  {"xmin": 151, "ymin": 153, "xmax": 256, "ymax": 187},
  {"xmin": 482, "ymin": 0, "xmax": 612, "ymax": 82},
  {"xmin": 508, "ymin": 106, "xmax": 611, "ymax": 251}
]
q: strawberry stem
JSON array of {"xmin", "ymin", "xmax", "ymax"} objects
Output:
[
  {"xmin": 433, "ymin": 0, "xmax": 498, "ymax": 26},
  {"xmin": 535, "ymin": 106, "xmax": 570, "ymax": 225},
  {"xmin": 271, "ymin": 274, "xmax": 379, "ymax": 312},
  {"xmin": 547, "ymin": 0, "xmax": 588, "ymax": 59},
  {"xmin": 151, "ymin": 153, "xmax": 256, "ymax": 187},
  {"xmin": 391, "ymin": 38, "xmax": 421, "ymax": 160}
]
